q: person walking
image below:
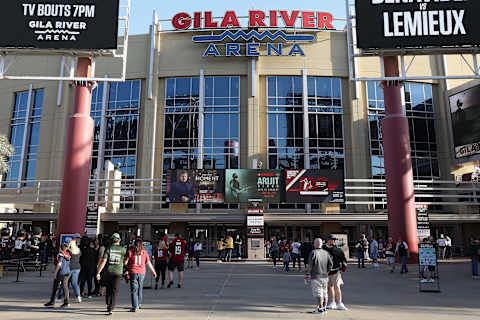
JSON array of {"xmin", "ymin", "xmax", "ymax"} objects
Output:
[
  {"xmin": 369, "ymin": 237, "xmax": 379, "ymax": 268},
  {"xmin": 283, "ymin": 245, "xmax": 291, "ymax": 272},
  {"xmin": 323, "ymin": 235, "xmax": 348, "ymax": 311},
  {"xmin": 80, "ymin": 239, "xmax": 97, "ymax": 298},
  {"xmin": 217, "ymin": 238, "xmax": 225, "ymax": 263},
  {"xmin": 395, "ymin": 237, "xmax": 409, "ymax": 274},
  {"xmin": 96, "ymin": 233, "xmax": 126, "ymax": 316},
  {"xmin": 225, "ymin": 235, "xmax": 234, "ymax": 262},
  {"xmin": 125, "ymin": 239, "xmax": 157, "ymax": 312},
  {"xmin": 385, "ymin": 237, "xmax": 396, "ymax": 273},
  {"xmin": 187, "ymin": 238, "xmax": 195, "ymax": 269},
  {"xmin": 167, "ymin": 234, "xmax": 187, "ymax": 288},
  {"xmin": 66, "ymin": 239, "xmax": 82, "ymax": 303},
  {"xmin": 194, "ymin": 240, "xmax": 202, "ymax": 269},
  {"xmin": 304, "ymin": 239, "xmax": 333, "ymax": 314},
  {"xmin": 355, "ymin": 236, "xmax": 367, "ymax": 268},
  {"xmin": 466, "ymin": 238, "xmax": 480, "ymax": 280},
  {"xmin": 300, "ymin": 238, "xmax": 314, "ymax": 270},
  {"xmin": 270, "ymin": 236, "xmax": 280, "ymax": 270},
  {"xmin": 153, "ymin": 240, "xmax": 168, "ymax": 289},
  {"xmin": 291, "ymin": 239, "xmax": 302, "ymax": 271},
  {"xmin": 445, "ymin": 236, "xmax": 453, "ymax": 260},
  {"xmin": 44, "ymin": 243, "xmax": 71, "ymax": 308},
  {"xmin": 265, "ymin": 239, "xmax": 271, "ymax": 258},
  {"xmin": 235, "ymin": 235, "xmax": 243, "ymax": 259},
  {"xmin": 437, "ymin": 234, "xmax": 446, "ymax": 260}
]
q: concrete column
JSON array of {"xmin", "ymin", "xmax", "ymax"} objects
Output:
[
  {"xmin": 381, "ymin": 56, "xmax": 418, "ymax": 261},
  {"xmin": 57, "ymin": 58, "xmax": 94, "ymax": 238}
]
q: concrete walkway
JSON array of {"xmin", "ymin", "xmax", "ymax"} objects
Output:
[{"xmin": 0, "ymin": 260, "xmax": 478, "ymax": 320}]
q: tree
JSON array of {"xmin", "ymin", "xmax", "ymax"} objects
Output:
[{"xmin": 0, "ymin": 135, "xmax": 14, "ymax": 176}]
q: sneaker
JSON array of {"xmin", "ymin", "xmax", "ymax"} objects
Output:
[
  {"xmin": 107, "ymin": 311, "xmax": 113, "ymax": 316},
  {"xmin": 312, "ymin": 307, "xmax": 325, "ymax": 314},
  {"xmin": 327, "ymin": 302, "xmax": 337, "ymax": 310},
  {"xmin": 337, "ymin": 303, "xmax": 348, "ymax": 311},
  {"xmin": 87, "ymin": 296, "xmax": 92, "ymax": 299},
  {"xmin": 44, "ymin": 301, "xmax": 54, "ymax": 307},
  {"xmin": 77, "ymin": 296, "xmax": 82, "ymax": 303},
  {"xmin": 129, "ymin": 308, "xmax": 137, "ymax": 312},
  {"xmin": 420, "ymin": 279, "xmax": 428, "ymax": 283},
  {"xmin": 177, "ymin": 284, "xmax": 182, "ymax": 288},
  {"xmin": 167, "ymin": 281, "xmax": 173, "ymax": 288},
  {"xmin": 60, "ymin": 303, "xmax": 70, "ymax": 308}
]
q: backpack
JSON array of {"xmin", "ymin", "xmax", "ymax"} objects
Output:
[{"xmin": 398, "ymin": 242, "xmax": 408, "ymax": 256}]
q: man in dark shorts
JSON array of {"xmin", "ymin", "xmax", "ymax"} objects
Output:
[{"xmin": 167, "ymin": 234, "xmax": 187, "ymax": 288}]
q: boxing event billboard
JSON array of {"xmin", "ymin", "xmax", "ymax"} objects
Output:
[
  {"xmin": 225, "ymin": 170, "xmax": 282, "ymax": 203},
  {"xmin": 285, "ymin": 169, "xmax": 345, "ymax": 203},
  {"xmin": 447, "ymin": 81, "xmax": 480, "ymax": 160},
  {"xmin": 166, "ymin": 170, "xmax": 225, "ymax": 203},
  {"xmin": 355, "ymin": 1, "xmax": 480, "ymax": 51},
  {"xmin": 0, "ymin": 0, "xmax": 119, "ymax": 50}
]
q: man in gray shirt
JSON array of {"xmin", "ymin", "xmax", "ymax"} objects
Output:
[{"xmin": 304, "ymin": 238, "xmax": 333, "ymax": 314}]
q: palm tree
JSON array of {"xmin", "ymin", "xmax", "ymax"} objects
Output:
[{"xmin": 0, "ymin": 135, "xmax": 14, "ymax": 176}]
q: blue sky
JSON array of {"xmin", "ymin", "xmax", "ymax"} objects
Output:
[{"xmin": 128, "ymin": 0, "xmax": 347, "ymax": 34}]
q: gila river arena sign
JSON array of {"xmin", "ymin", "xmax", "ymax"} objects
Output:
[
  {"xmin": 355, "ymin": 0, "xmax": 480, "ymax": 51},
  {"xmin": 0, "ymin": 0, "xmax": 120, "ymax": 50},
  {"xmin": 171, "ymin": 10, "xmax": 335, "ymax": 57}
]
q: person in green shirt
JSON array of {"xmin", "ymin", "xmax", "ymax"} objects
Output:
[{"xmin": 96, "ymin": 233, "xmax": 126, "ymax": 316}]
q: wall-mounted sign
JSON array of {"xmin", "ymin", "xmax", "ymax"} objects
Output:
[
  {"xmin": 0, "ymin": 0, "xmax": 119, "ymax": 50},
  {"xmin": 355, "ymin": 1, "xmax": 480, "ymax": 51},
  {"xmin": 171, "ymin": 10, "xmax": 334, "ymax": 57},
  {"xmin": 447, "ymin": 82, "xmax": 480, "ymax": 160},
  {"xmin": 247, "ymin": 216, "xmax": 265, "ymax": 227},
  {"xmin": 285, "ymin": 169, "xmax": 345, "ymax": 203},
  {"xmin": 225, "ymin": 170, "xmax": 282, "ymax": 203},
  {"xmin": 167, "ymin": 170, "xmax": 225, "ymax": 203}
]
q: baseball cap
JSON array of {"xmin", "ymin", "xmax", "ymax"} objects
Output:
[
  {"xmin": 112, "ymin": 233, "xmax": 121, "ymax": 240},
  {"xmin": 327, "ymin": 234, "xmax": 337, "ymax": 241},
  {"xmin": 73, "ymin": 233, "xmax": 81, "ymax": 239}
]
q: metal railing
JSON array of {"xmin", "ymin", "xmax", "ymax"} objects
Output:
[{"xmin": 0, "ymin": 178, "xmax": 479, "ymax": 214}]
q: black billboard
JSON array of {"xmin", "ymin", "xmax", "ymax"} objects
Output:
[
  {"xmin": 355, "ymin": 1, "xmax": 480, "ymax": 51},
  {"xmin": 285, "ymin": 169, "xmax": 345, "ymax": 203},
  {"xmin": 166, "ymin": 170, "xmax": 225, "ymax": 203},
  {"xmin": 447, "ymin": 82, "xmax": 480, "ymax": 160},
  {"xmin": 0, "ymin": 0, "xmax": 119, "ymax": 50}
]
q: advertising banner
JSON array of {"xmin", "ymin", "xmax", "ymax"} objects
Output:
[
  {"xmin": 284, "ymin": 169, "xmax": 345, "ymax": 203},
  {"xmin": 247, "ymin": 227, "xmax": 264, "ymax": 238},
  {"xmin": 225, "ymin": 170, "xmax": 282, "ymax": 203},
  {"xmin": 448, "ymin": 84, "xmax": 480, "ymax": 159},
  {"xmin": 166, "ymin": 170, "xmax": 225, "ymax": 203},
  {"xmin": 419, "ymin": 243, "xmax": 437, "ymax": 267},
  {"xmin": 355, "ymin": 1, "xmax": 480, "ymax": 51},
  {"xmin": 416, "ymin": 210, "xmax": 431, "ymax": 238},
  {"xmin": 0, "ymin": 0, "xmax": 119, "ymax": 50}
]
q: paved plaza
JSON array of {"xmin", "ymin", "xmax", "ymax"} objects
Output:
[{"xmin": 0, "ymin": 261, "xmax": 478, "ymax": 320}]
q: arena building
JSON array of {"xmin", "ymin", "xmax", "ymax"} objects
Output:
[{"xmin": 0, "ymin": 9, "xmax": 479, "ymax": 257}]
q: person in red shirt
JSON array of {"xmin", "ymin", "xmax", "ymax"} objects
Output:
[
  {"xmin": 153, "ymin": 240, "xmax": 168, "ymax": 289},
  {"xmin": 124, "ymin": 239, "xmax": 157, "ymax": 312},
  {"xmin": 167, "ymin": 234, "xmax": 187, "ymax": 288}
]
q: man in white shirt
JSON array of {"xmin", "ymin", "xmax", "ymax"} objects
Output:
[
  {"xmin": 292, "ymin": 239, "xmax": 302, "ymax": 271},
  {"xmin": 193, "ymin": 241, "xmax": 202, "ymax": 269},
  {"xmin": 437, "ymin": 235, "xmax": 446, "ymax": 260}
]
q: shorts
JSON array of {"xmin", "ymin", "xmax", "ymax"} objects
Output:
[
  {"xmin": 168, "ymin": 263, "xmax": 185, "ymax": 272},
  {"xmin": 386, "ymin": 257, "xmax": 395, "ymax": 265},
  {"xmin": 311, "ymin": 279, "xmax": 328, "ymax": 300},
  {"xmin": 328, "ymin": 272, "xmax": 344, "ymax": 287}
]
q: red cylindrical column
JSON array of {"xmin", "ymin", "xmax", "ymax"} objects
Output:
[
  {"xmin": 57, "ymin": 58, "xmax": 94, "ymax": 239},
  {"xmin": 381, "ymin": 56, "xmax": 418, "ymax": 261}
]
